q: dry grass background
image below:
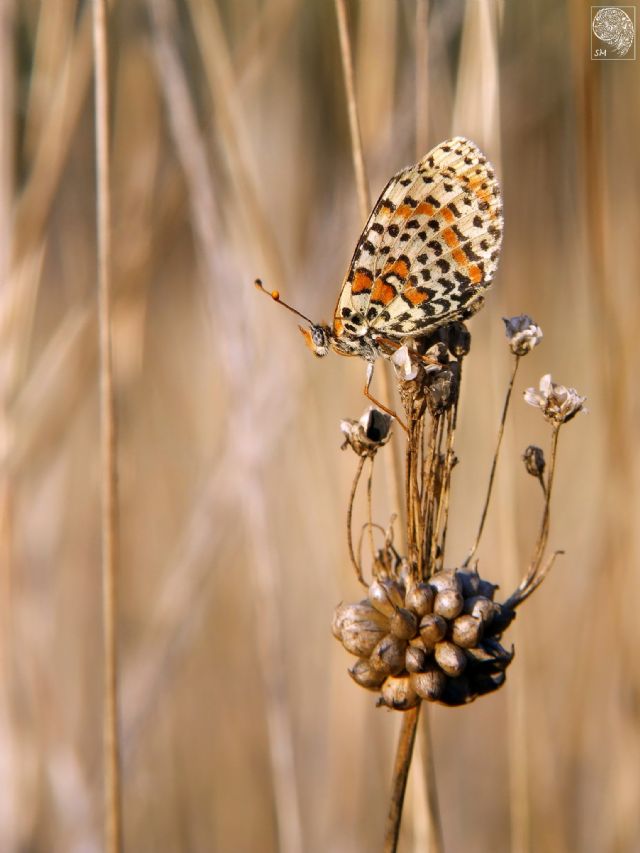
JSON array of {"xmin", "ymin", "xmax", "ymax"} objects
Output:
[{"xmin": 3, "ymin": 0, "xmax": 640, "ymax": 851}]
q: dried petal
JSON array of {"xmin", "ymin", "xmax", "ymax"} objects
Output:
[
  {"xmin": 503, "ymin": 314, "xmax": 543, "ymax": 355},
  {"xmin": 391, "ymin": 345, "xmax": 419, "ymax": 381},
  {"xmin": 341, "ymin": 407, "xmax": 393, "ymax": 457},
  {"xmin": 524, "ymin": 374, "xmax": 587, "ymax": 424}
]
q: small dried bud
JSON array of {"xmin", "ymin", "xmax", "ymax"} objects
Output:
[
  {"xmin": 429, "ymin": 569, "xmax": 462, "ymax": 595},
  {"xmin": 425, "ymin": 366, "xmax": 460, "ymax": 415},
  {"xmin": 348, "ymin": 659, "xmax": 388, "ymax": 690},
  {"xmin": 405, "ymin": 644, "xmax": 428, "ymax": 673},
  {"xmin": 419, "ymin": 614, "xmax": 448, "ymax": 649},
  {"xmin": 411, "ymin": 667, "xmax": 447, "ymax": 701},
  {"xmin": 332, "ymin": 601, "xmax": 388, "ymax": 640},
  {"xmin": 391, "ymin": 345, "xmax": 419, "ymax": 382},
  {"xmin": 404, "ymin": 582, "xmax": 435, "ymax": 617},
  {"xmin": 368, "ymin": 579, "xmax": 405, "ymax": 618},
  {"xmin": 503, "ymin": 314, "xmax": 543, "ymax": 355},
  {"xmin": 523, "ymin": 445, "xmax": 545, "ymax": 478},
  {"xmin": 483, "ymin": 604, "xmax": 516, "ymax": 637},
  {"xmin": 370, "ymin": 634, "xmax": 407, "ymax": 675},
  {"xmin": 438, "ymin": 321, "xmax": 471, "ymax": 357},
  {"xmin": 435, "ymin": 641, "xmax": 467, "ymax": 677},
  {"xmin": 451, "ymin": 614, "xmax": 483, "ymax": 648},
  {"xmin": 434, "ymin": 588, "xmax": 464, "ymax": 620},
  {"xmin": 378, "ymin": 675, "xmax": 420, "ymax": 710},
  {"xmin": 390, "ymin": 607, "xmax": 419, "ymax": 640},
  {"xmin": 463, "ymin": 596, "xmax": 498, "ymax": 624},
  {"xmin": 340, "ymin": 407, "xmax": 393, "ymax": 457},
  {"xmin": 524, "ymin": 374, "xmax": 587, "ymax": 424},
  {"xmin": 340, "ymin": 621, "xmax": 388, "ymax": 657}
]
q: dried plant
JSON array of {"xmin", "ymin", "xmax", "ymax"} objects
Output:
[{"xmin": 332, "ymin": 313, "xmax": 585, "ymax": 849}]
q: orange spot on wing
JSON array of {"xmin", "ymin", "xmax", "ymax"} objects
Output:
[
  {"xmin": 452, "ymin": 248, "xmax": 466, "ymax": 266},
  {"xmin": 469, "ymin": 265, "xmax": 482, "ymax": 284},
  {"xmin": 382, "ymin": 258, "xmax": 410, "ymax": 279},
  {"xmin": 415, "ymin": 201, "xmax": 435, "ymax": 216},
  {"xmin": 370, "ymin": 278, "xmax": 397, "ymax": 306},
  {"xmin": 403, "ymin": 287, "xmax": 430, "ymax": 306},
  {"xmin": 442, "ymin": 228, "xmax": 458, "ymax": 248},
  {"xmin": 352, "ymin": 269, "xmax": 373, "ymax": 295},
  {"xmin": 333, "ymin": 317, "xmax": 344, "ymax": 335},
  {"xmin": 395, "ymin": 204, "xmax": 412, "ymax": 219},
  {"xmin": 443, "ymin": 207, "xmax": 455, "ymax": 223}
]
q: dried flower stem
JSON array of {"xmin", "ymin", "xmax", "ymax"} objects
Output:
[
  {"xmin": 384, "ymin": 704, "xmax": 421, "ymax": 853},
  {"xmin": 463, "ymin": 354, "xmax": 521, "ymax": 567},
  {"xmin": 92, "ymin": 1, "xmax": 122, "ymax": 850}
]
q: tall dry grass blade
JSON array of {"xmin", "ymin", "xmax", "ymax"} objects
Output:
[
  {"xmin": 333, "ymin": 0, "xmax": 405, "ymax": 536},
  {"xmin": 92, "ymin": 1, "xmax": 123, "ymax": 850},
  {"xmin": 415, "ymin": 0, "xmax": 430, "ymax": 157},
  {"xmin": 146, "ymin": 2, "xmax": 304, "ymax": 849}
]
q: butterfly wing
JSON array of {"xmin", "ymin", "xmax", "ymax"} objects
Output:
[{"xmin": 334, "ymin": 137, "xmax": 503, "ymax": 338}]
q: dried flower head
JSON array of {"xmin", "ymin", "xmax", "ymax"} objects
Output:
[
  {"xmin": 524, "ymin": 374, "xmax": 587, "ymax": 424},
  {"xmin": 523, "ymin": 445, "xmax": 545, "ymax": 478},
  {"xmin": 341, "ymin": 407, "xmax": 393, "ymax": 457},
  {"xmin": 503, "ymin": 314, "xmax": 543, "ymax": 356}
]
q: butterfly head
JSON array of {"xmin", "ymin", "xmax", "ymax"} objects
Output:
[{"xmin": 299, "ymin": 323, "xmax": 331, "ymax": 358}]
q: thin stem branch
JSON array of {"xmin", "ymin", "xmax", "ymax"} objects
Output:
[
  {"xmin": 347, "ymin": 456, "xmax": 367, "ymax": 585},
  {"xmin": 463, "ymin": 354, "xmax": 521, "ymax": 567},
  {"xmin": 92, "ymin": 1, "xmax": 122, "ymax": 850},
  {"xmin": 384, "ymin": 704, "xmax": 421, "ymax": 853},
  {"xmin": 504, "ymin": 425, "xmax": 562, "ymax": 609}
]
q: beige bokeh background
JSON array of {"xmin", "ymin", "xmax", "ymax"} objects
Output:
[{"xmin": 3, "ymin": 1, "xmax": 640, "ymax": 851}]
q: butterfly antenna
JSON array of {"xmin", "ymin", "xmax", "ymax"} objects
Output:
[{"xmin": 254, "ymin": 278, "xmax": 315, "ymax": 326}]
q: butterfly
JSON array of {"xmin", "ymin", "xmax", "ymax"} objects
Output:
[{"xmin": 257, "ymin": 136, "xmax": 503, "ymax": 410}]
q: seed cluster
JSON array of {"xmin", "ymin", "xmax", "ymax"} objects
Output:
[{"xmin": 333, "ymin": 566, "xmax": 515, "ymax": 708}]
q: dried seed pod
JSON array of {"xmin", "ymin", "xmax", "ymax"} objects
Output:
[
  {"xmin": 378, "ymin": 676, "xmax": 420, "ymax": 710},
  {"xmin": 419, "ymin": 614, "xmax": 448, "ymax": 649},
  {"xmin": 463, "ymin": 595, "xmax": 498, "ymax": 625},
  {"xmin": 435, "ymin": 641, "xmax": 467, "ymax": 677},
  {"xmin": 429, "ymin": 569, "xmax": 462, "ymax": 595},
  {"xmin": 368, "ymin": 579, "xmax": 404, "ymax": 617},
  {"xmin": 332, "ymin": 601, "xmax": 388, "ymax": 640},
  {"xmin": 451, "ymin": 614, "xmax": 483, "ymax": 648},
  {"xmin": 405, "ymin": 582, "xmax": 435, "ymax": 617},
  {"xmin": 411, "ymin": 667, "xmax": 447, "ymax": 701},
  {"xmin": 348, "ymin": 659, "xmax": 388, "ymax": 691},
  {"xmin": 405, "ymin": 644, "xmax": 428, "ymax": 673},
  {"xmin": 434, "ymin": 589, "xmax": 464, "ymax": 620},
  {"xmin": 370, "ymin": 634, "xmax": 407, "ymax": 675},
  {"xmin": 340, "ymin": 622, "xmax": 388, "ymax": 657},
  {"xmin": 390, "ymin": 607, "xmax": 419, "ymax": 640}
]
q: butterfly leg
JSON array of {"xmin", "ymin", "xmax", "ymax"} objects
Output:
[{"xmin": 364, "ymin": 363, "xmax": 409, "ymax": 433}]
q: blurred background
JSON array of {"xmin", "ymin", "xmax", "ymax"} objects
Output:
[{"xmin": 3, "ymin": 0, "xmax": 640, "ymax": 850}]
